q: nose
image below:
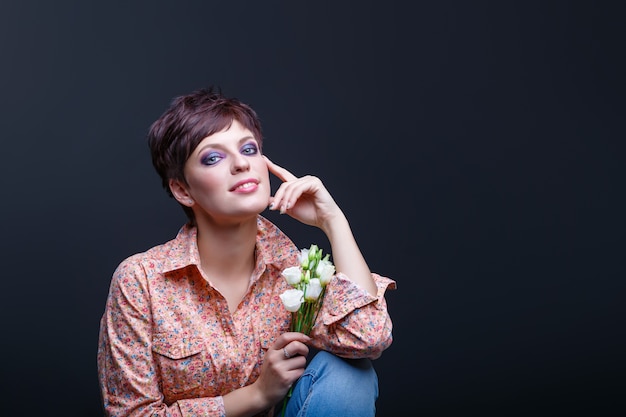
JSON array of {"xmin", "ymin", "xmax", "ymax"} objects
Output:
[{"xmin": 231, "ymin": 153, "xmax": 251, "ymax": 173}]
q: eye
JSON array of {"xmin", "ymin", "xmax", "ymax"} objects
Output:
[
  {"xmin": 201, "ymin": 151, "xmax": 224, "ymax": 166},
  {"xmin": 241, "ymin": 142, "xmax": 258, "ymax": 156}
]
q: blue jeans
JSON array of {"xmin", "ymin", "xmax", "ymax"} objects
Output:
[{"xmin": 276, "ymin": 350, "xmax": 379, "ymax": 417}]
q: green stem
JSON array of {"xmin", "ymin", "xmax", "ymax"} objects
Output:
[{"xmin": 280, "ymin": 385, "xmax": 293, "ymax": 417}]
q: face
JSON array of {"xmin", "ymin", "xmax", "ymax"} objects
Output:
[{"xmin": 171, "ymin": 120, "xmax": 270, "ymax": 224}]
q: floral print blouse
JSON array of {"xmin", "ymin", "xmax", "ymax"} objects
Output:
[{"xmin": 97, "ymin": 216, "xmax": 395, "ymax": 417}]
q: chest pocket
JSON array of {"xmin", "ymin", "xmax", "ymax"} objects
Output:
[{"xmin": 152, "ymin": 334, "xmax": 207, "ymax": 395}]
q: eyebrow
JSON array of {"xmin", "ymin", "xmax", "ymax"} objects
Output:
[{"xmin": 195, "ymin": 135, "xmax": 257, "ymax": 155}]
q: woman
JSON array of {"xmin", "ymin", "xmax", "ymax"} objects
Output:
[{"xmin": 97, "ymin": 87, "xmax": 396, "ymax": 417}]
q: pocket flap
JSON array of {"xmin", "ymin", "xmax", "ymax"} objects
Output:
[{"xmin": 152, "ymin": 334, "xmax": 204, "ymax": 359}]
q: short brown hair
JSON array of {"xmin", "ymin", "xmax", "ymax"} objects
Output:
[{"xmin": 147, "ymin": 87, "xmax": 263, "ymax": 222}]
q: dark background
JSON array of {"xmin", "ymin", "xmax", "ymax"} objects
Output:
[{"xmin": 1, "ymin": 1, "xmax": 624, "ymax": 416}]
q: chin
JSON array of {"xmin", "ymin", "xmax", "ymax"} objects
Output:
[
  {"xmin": 238, "ymin": 200, "xmax": 269, "ymax": 217},
  {"xmin": 229, "ymin": 191, "xmax": 270, "ymax": 217}
]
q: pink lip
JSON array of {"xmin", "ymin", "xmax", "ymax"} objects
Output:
[{"xmin": 230, "ymin": 178, "xmax": 260, "ymax": 193}]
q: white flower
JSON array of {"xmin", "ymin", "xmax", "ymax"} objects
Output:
[
  {"xmin": 304, "ymin": 278, "xmax": 323, "ymax": 301},
  {"xmin": 279, "ymin": 244, "xmax": 334, "ymax": 416},
  {"xmin": 299, "ymin": 248, "xmax": 310, "ymax": 269},
  {"xmin": 281, "ymin": 266, "xmax": 302, "ymax": 286},
  {"xmin": 316, "ymin": 259, "xmax": 335, "ymax": 286},
  {"xmin": 280, "ymin": 289, "xmax": 304, "ymax": 312}
]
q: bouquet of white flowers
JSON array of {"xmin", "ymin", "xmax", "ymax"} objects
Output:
[
  {"xmin": 278, "ymin": 243, "xmax": 335, "ymax": 416},
  {"xmin": 279, "ymin": 244, "xmax": 335, "ymax": 334}
]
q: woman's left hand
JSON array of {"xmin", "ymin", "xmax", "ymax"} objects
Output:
[{"xmin": 264, "ymin": 155, "xmax": 343, "ymax": 231}]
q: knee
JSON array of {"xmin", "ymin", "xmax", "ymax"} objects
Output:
[
  {"xmin": 309, "ymin": 350, "xmax": 379, "ymax": 396},
  {"xmin": 297, "ymin": 351, "xmax": 379, "ymax": 417}
]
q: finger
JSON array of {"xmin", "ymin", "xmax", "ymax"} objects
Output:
[
  {"xmin": 273, "ymin": 332, "xmax": 311, "ymax": 353},
  {"xmin": 263, "ymin": 155, "xmax": 298, "ymax": 182},
  {"xmin": 273, "ymin": 180, "xmax": 303, "ymax": 214},
  {"xmin": 282, "ymin": 341, "xmax": 310, "ymax": 360},
  {"xmin": 274, "ymin": 176, "xmax": 321, "ymax": 214},
  {"xmin": 278, "ymin": 332, "xmax": 311, "ymax": 346}
]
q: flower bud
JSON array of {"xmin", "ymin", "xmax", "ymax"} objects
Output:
[
  {"xmin": 299, "ymin": 248, "xmax": 309, "ymax": 269},
  {"xmin": 308, "ymin": 245, "xmax": 318, "ymax": 262}
]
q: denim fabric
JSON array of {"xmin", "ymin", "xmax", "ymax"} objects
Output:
[{"xmin": 277, "ymin": 350, "xmax": 379, "ymax": 417}]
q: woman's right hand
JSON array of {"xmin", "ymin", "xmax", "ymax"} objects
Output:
[{"xmin": 253, "ymin": 332, "xmax": 311, "ymax": 406}]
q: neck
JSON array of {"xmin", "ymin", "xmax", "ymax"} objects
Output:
[{"xmin": 195, "ymin": 215, "xmax": 258, "ymax": 281}]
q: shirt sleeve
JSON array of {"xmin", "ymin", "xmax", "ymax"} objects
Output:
[
  {"xmin": 310, "ymin": 272, "xmax": 396, "ymax": 360},
  {"xmin": 97, "ymin": 256, "xmax": 227, "ymax": 417}
]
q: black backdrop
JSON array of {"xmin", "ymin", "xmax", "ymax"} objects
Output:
[{"xmin": 1, "ymin": 1, "xmax": 624, "ymax": 416}]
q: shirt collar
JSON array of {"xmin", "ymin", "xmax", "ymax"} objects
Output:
[{"xmin": 161, "ymin": 215, "xmax": 297, "ymax": 275}]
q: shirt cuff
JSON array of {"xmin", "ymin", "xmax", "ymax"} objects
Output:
[
  {"xmin": 322, "ymin": 272, "xmax": 396, "ymax": 324},
  {"xmin": 177, "ymin": 395, "xmax": 226, "ymax": 417}
]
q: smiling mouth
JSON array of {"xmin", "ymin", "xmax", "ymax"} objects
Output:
[{"xmin": 232, "ymin": 181, "xmax": 258, "ymax": 191}]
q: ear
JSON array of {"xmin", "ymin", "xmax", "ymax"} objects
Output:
[{"xmin": 169, "ymin": 179, "xmax": 194, "ymax": 207}]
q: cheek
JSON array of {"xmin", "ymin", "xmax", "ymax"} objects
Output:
[
  {"xmin": 187, "ymin": 171, "xmax": 222, "ymax": 196},
  {"xmin": 256, "ymin": 163, "xmax": 271, "ymax": 193}
]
